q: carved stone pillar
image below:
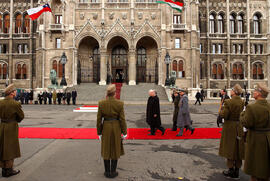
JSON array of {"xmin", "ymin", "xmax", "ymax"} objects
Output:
[
  {"xmin": 128, "ymin": 50, "xmax": 136, "ymax": 85},
  {"xmin": 99, "ymin": 49, "xmax": 107, "ymax": 85}
]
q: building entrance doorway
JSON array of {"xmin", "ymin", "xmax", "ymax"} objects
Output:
[
  {"xmin": 111, "ymin": 45, "xmax": 128, "ymax": 83},
  {"xmin": 115, "ymin": 69, "xmax": 124, "ymax": 83}
]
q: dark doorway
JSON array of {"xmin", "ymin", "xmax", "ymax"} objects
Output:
[
  {"xmin": 111, "ymin": 46, "xmax": 128, "ymax": 83},
  {"xmin": 115, "ymin": 69, "xmax": 124, "ymax": 83}
]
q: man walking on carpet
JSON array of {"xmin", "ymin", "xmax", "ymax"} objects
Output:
[
  {"xmin": 146, "ymin": 89, "xmax": 166, "ymax": 136},
  {"xmin": 0, "ymin": 84, "xmax": 24, "ymax": 177}
]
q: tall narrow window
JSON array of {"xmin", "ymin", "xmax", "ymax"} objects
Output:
[
  {"xmin": 175, "ymin": 38, "xmax": 180, "ymax": 48},
  {"xmin": 217, "ymin": 15, "xmax": 223, "ymax": 33},
  {"xmin": 238, "ymin": 64, "xmax": 244, "ymax": 79},
  {"xmin": 22, "ymin": 64, "xmax": 27, "ymax": 79},
  {"xmin": 23, "ymin": 14, "xmax": 30, "ymax": 33},
  {"xmin": 53, "ymin": 60, "xmax": 58, "ymax": 76},
  {"xmin": 16, "ymin": 64, "xmax": 21, "ymax": 79},
  {"xmin": 217, "ymin": 64, "xmax": 224, "ymax": 79},
  {"xmin": 200, "ymin": 44, "xmax": 202, "ymax": 53},
  {"xmin": 17, "ymin": 44, "xmax": 22, "ymax": 54},
  {"xmin": 218, "ymin": 44, "xmax": 222, "ymax": 54},
  {"xmin": 56, "ymin": 38, "xmax": 61, "ymax": 49},
  {"xmin": 212, "ymin": 44, "xmax": 216, "ymax": 54},
  {"xmin": 232, "ymin": 44, "xmax": 237, "ymax": 54},
  {"xmin": 3, "ymin": 64, "xmax": 7, "ymax": 79},
  {"xmin": 232, "ymin": 64, "xmax": 237, "ymax": 79},
  {"xmin": 58, "ymin": 63, "xmax": 63, "ymax": 78},
  {"xmin": 55, "ymin": 15, "xmax": 62, "ymax": 24},
  {"xmin": 238, "ymin": 44, "xmax": 243, "ymax": 54},
  {"xmin": 15, "ymin": 14, "xmax": 22, "ymax": 33},
  {"xmin": 172, "ymin": 60, "xmax": 177, "ymax": 73},
  {"xmin": 230, "ymin": 14, "xmax": 236, "ymax": 33},
  {"xmin": 0, "ymin": 64, "xmax": 2, "ymax": 79},
  {"xmin": 173, "ymin": 15, "xmax": 181, "ymax": 24},
  {"xmin": 3, "ymin": 14, "xmax": 10, "ymax": 33},
  {"xmin": 0, "ymin": 15, "xmax": 2, "ymax": 33},
  {"xmin": 178, "ymin": 60, "xmax": 185, "ymax": 78},
  {"xmin": 253, "ymin": 63, "xmax": 264, "ymax": 79},
  {"xmin": 209, "ymin": 14, "xmax": 215, "ymax": 33},
  {"xmin": 212, "ymin": 64, "xmax": 217, "ymax": 79},
  {"xmin": 253, "ymin": 14, "xmax": 261, "ymax": 34},
  {"xmin": 24, "ymin": 44, "xmax": 28, "ymax": 53},
  {"xmin": 237, "ymin": 15, "xmax": 243, "ymax": 34}
]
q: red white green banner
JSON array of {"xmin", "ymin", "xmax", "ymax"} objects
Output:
[{"xmin": 156, "ymin": 0, "xmax": 183, "ymax": 12}]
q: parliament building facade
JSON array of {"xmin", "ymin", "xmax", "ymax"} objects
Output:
[{"xmin": 0, "ymin": 0, "xmax": 269, "ymax": 98}]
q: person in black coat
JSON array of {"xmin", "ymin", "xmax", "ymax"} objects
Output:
[
  {"xmin": 200, "ymin": 89, "xmax": 205, "ymax": 102},
  {"xmin": 20, "ymin": 91, "xmax": 25, "ymax": 105},
  {"xmin": 146, "ymin": 90, "xmax": 165, "ymax": 136},
  {"xmin": 48, "ymin": 91, "xmax": 52, "ymax": 105},
  {"xmin": 29, "ymin": 90, "xmax": 33, "ymax": 104},
  {"xmin": 38, "ymin": 91, "xmax": 43, "ymax": 105},
  {"xmin": 66, "ymin": 91, "xmax": 71, "ymax": 105},
  {"xmin": 62, "ymin": 92, "xmax": 66, "ymax": 105},
  {"xmin": 72, "ymin": 90, "xmax": 77, "ymax": 105},
  {"xmin": 195, "ymin": 91, "xmax": 201, "ymax": 105},
  {"xmin": 57, "ymin": 91, "xmax": 62, "ymax": 105},
  {"xmin": 43, "ymin": 91, "xmax": 48, "ymax": 105},
  {"xmin": 25, "ymin": 91, "xmax": 29, "ymax": 104}
]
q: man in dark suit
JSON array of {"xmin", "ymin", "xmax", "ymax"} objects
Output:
[
  {"xmin": 72, "ymin": 90, "xmax": 77, "ymax": 105},
  {"xmin": 48, "ymin": 91, "xmax": 52, "ymax": 105},
  {"xmin": 43, "ymin": 91, "xmax": 48, "ymax": 105},
  {"xmin": 66, "ymin": 91, "xmax": 71, "ymax": 105},
  {"xmin": 38, "ymin": 91, "xmax": 43, "ymax": 105}
]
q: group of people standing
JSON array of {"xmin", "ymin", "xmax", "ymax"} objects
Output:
[
  {"xmin": 37, "ymin": 89, "xmax": 77, "ymax": 105},
  {"xmin": 15, "ymin": 90, "xmax": 34, "ymax": 105},
  {"xmin": 218, "ymin": 83, "xmax": 270, "ymax": 181}
]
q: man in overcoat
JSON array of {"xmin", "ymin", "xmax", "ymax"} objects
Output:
[
  {"xmin": 176, "ymin": 89, "xmax": 195, "ymax": 136},
  {"xmin": 66, "ymin": 90, "xmax": 71, "ymax": 105},
  {"xmin": 219, "ymin": 84, "xmax": 245, "ymax": 179},
  {"xmin": 0, "ymin": 84, "xmax": 24, "ymax": 177},
  {"xmin": 43, "ymin": 91, "xmax": 48, "ymax": 105},
  {"xmin": 72, "ymin": 90, "xmax": 77, "ymax": 105},
  {"xmin": 240, "ymin": 83, "xmax": 270, "ymax": 181},
  {"xmin": 97, "ymin": 84, "xmax": 127, "ymax": 178},
  {"xmin": 172, "ymin": 90, "xmax": 180, "ymax": 131},
  {"xmin": 38, "ymin": 91, "xmax": 43, "ymax": 105},
  {"xmin": 48, "ymin": 91, "xmax": 52, "ymax": 105},
  {"xmin": 146, "ymin": 90, "xmax": 165, "ymax": 136}
]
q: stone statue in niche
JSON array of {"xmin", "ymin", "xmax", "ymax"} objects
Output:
[
  {"xmin": 138, "ymin": 12, "xmax": 143, "ymax": 20},
  {"xmin": 109, "ymin": 12, "xmax": 114, "ymax": 20},
  {"xmin": 151, "ymin": 13, "xmax": 156, "ymax": 20},
  {"xmin": 93, "ymin": 13, "xmax": 98, "ymax": 20},
  {"xmin": 122, "ymin": 12, "xmax": 127, "ymax": 20},
  {"xmin": 80, "ymin": 13, "xmax": 84, "ymax": 20}
]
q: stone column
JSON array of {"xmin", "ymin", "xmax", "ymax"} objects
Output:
[
  {"xmin": 226, "ymin": 0, "xmax": 231, "ymax": 89},
  {"xmin": 247, "ymin": 0, "xmax": 251, "ymax": 90},
  {"xmin": 9, "ymin": 0, "xmax": 14, "ymax": 84},
  {"xmin": 128, "ymin": 49, "xmax": 136, "ymax": 85},
  {"xmin": 73, "ymin": 50, "xmax": 78, "ymax": 85},
  {"xmin": 99, "ymin": 49, "xmax": 107, "ymax": 85}
]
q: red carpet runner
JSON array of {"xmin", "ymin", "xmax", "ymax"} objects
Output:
[
  {"xmin": 19, "ymin": 128, "xmax": 222, "ymax": 140},
  {"xmin": 112, "ymin": 83, "xmax": 122, "ymax": 99}
]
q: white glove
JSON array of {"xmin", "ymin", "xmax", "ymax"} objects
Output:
[
  {"xmin": 243, "ymin": 127, "xmax": 248, "ymax": 132},
  {"xmin": 98, "ymin": 135, "xmax": 102, "ymax": 141},
  {"xmin": 122, "ymin": 134, "xmax": 127, "ymax": 140}
]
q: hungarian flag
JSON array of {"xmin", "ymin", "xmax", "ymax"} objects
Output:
[
  {"xmin": 156, "ymin": 0, "xmax": 183, "ymax": 12},
  {"xmin": 27, "ymin": 4, "xmax": 52, "ymax": 20}
]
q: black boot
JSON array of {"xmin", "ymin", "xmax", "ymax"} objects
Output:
[
  {"xmin": 188, "ymin": 126, "xmax": 195, "ymax": 135},
  {"xmin": 159, "ymin": 127, "xmax": 166, "ymax": 135},
  {"xmin": 231, "ymin": 168, "xmax": 240, "ymax": 180},
  {"xmin": 2, "ymin": 168, "xmax": 20, "ymax": 177},
  {"xmin": 103, "ymin": 160, "xmax": 111, "ymax": 178},
  {"xmin": 176, "ymin": 128, "xmax": 184, "ymax": 136},
  {"xmin": 148, "ymin": 127, "xmax": 155, "ymax": 135},
  {"xmin": 110, "ymin": 160, "xmax": 118, "ymax": 178},
  {"xmin": 2, "ymin": 168, "xmax": 6, "ymax": 177},
  {"xmin": 223, "ymin": 168, "xmax": 234, "ymax": 178}
]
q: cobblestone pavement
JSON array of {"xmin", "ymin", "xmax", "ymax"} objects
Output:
[{"xmin": 0, "ymin": 103, "xmax": 250, "ymax": 181}]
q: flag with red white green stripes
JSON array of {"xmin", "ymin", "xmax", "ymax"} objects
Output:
[{"xmin": 156, "ymin": 0, "xmax": 184, "ymax": 12}]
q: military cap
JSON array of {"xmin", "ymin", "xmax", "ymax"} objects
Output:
[
  {"xmin": 107, "ymin": 84, "xmax": 116, "ymax": 96},
  {"xmin": 4, "ymin": 84, "xmax": 16, "ymax": 96},
  {"xmin": 232, "ymin": 84, "xmax": 243, "ymax": 95},
  {"xmin": 255, "ymin": 83, "xmax": 269, "ymax": 98}
]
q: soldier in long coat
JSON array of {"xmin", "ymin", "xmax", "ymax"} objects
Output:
[
  {"xmin": 240, "ymin": 83, "xmax": 270, "ymax": 181},
  {"xmin": 146, "ymin": 90, "xmax": 165, "ymax": 135},
  {"xmin": 0, "ymin": 84, "xmax": 24, "ymax": 177},
  {"xmin": 96, "ymin": 84, "xmax": 127, "ymax": 178},
  {"xmin": 219, "ymin": 84, "xmax": 245, "ymax": 179},
  {"xmin": 172, "ymin": 90, "xmax": 180, "ymax": 131},
  {"xmin": 176, "ymin": 89, "xmax": 195, "ymax": 136}
]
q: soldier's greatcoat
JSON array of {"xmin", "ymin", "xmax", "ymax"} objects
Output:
[
  {"xmin": 219, "ymin": 96, "xmax": 245, "ymax": 160},
  {"xmin": 0, "ymin": 97, "xmax": 24, "ymax": 161},
  {"xmin": 97, "ymin": 97, "xmax": 127, "ymax": 160},
  {"xmin": 240, "ymin": 100, "xmax": 270, "ymax": 179}
]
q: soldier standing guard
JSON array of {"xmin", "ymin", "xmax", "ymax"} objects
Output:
[
  {"xmin": 219, "ymin": 84, "xmax": 245, "ymax": 180},
  {"xmin": 240, "ymin": 83, "xmax": 270, "ymax": 181},
  {"xmin": 172, "ymin": 90, "xmax": 180, "ymax": 131},
  {"xmin": 96, "ymin": 84, "xmax": 127, "ymax": 178},
  {"xmin": 0, "ymin": 84, "xmax": 24, "ymax": 177}
]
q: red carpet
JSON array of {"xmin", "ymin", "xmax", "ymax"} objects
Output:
[
  {"xmin": 19, "ymin": 128, "xmax": 222, "ymax": 140},
  {"xmin": 112, "ymin": 83, "xmax": 122, "ymax": 99}
]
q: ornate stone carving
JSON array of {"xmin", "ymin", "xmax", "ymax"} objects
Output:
[
  {"xmin": 122, "ymin": 12, "xmax": 127, "ymax": 20},
  {"xmin": 109, "ymin": 12, "xmax": 114, "ymax": 20},
  {"xmin": 80, "ymin": 13, "xmax": 84, "ymax": 20},
  {"xmin": 138, "ymin": 12, "xmax": 143, "ymax": 20},
  {"xmin": 92, "ymin": 13, "xmax": 98, "ymax": 20},
  {"xmin": 151, "ymin": 13, "xmax": 156, "ymax": 20}
]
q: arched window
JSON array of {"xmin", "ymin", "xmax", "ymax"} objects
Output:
[
  {"xmin": 0, "ymin": 14, "xmax": 2, "ymax": 33},
  {"xmin": 16, "ymin": 64, "xmax": 21, "ymax": 79},
  {"xmin": 232, "ymin": 63, "xmax": 244, "ymax": 79},
  {"xmin": 15, "ymin": 13, "xmax": 22, "ymax": 33},
  {"xmin": 22, "ymin": 64, "xmax": 27, "ymax": 79},
  {"xmin": 209, "ymin": 14, "xmax": 215, "ymax": 33},
  {"xmin": 212, "ymin": 64, "xmax": 217, "ymax": 79},
  {"xmin": 3, "ymin": 14, "xmax": 10, "ymax": 33},
  {"xmin": 253, "ymin": 14, "xmax": 261, "ymax": 34},
  {"xmin": 217, "ymin": 14, "xmax": 224, "ymax": 33},
  {"xmin": 237, "ymin": 15, "xmax": 243, "ymax": 34},
  {"xmin": 23, "ymin": 14, "xmax": 30, "ymax": 33},
  {"xmin": 3, "ymin": 63, "xmax": 7, "ymax": 79},
  {"xmin": 178, "ymin": 60, "xmax": 185, "ymax": 78},
  {"xmin": 172, "ymin": 60, "xmax": 177, "ymax": 72},
  {"xmin": 253, "ymin": 62, "xmax": 264, "ymax": 79},
  {"xmin": 230, "ymin": 14, "xmax": 236, "ymax": 33},
  {"xmin": 137, "ymin": 47, "xmax": 146, "ymax": 67},
  {"xmin": 217, "ymin": 64, "xmax": 224, "ymax": 79},
  {"xmin": 58, "ymin": 62, "xmax": 63, "ymax": 78}
]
